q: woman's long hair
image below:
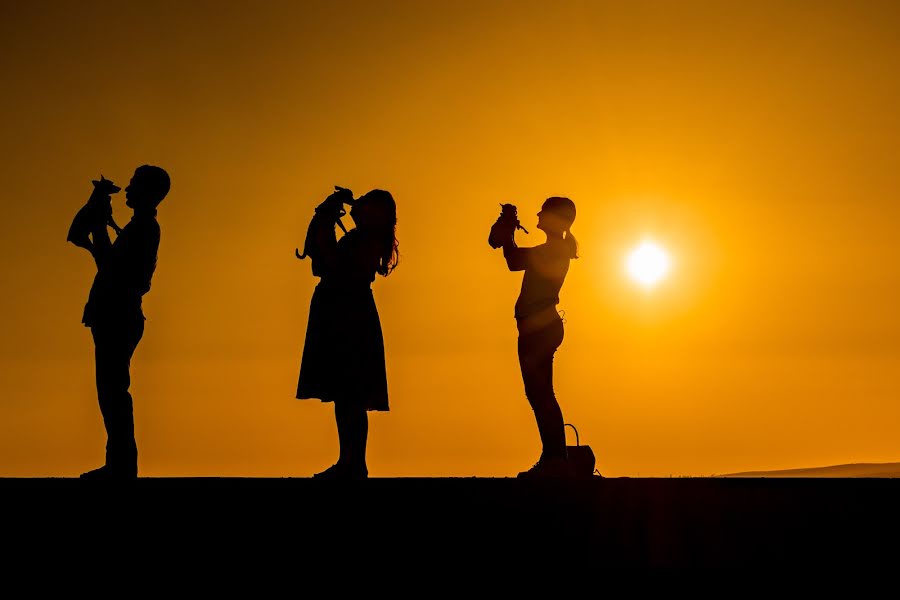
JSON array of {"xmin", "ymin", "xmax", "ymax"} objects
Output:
[
  {"xmin": 361, "ymin": 189, "xmax": 400, "ymax": 276},
  {"xmin": 543, "ymin": 196, "xmax": 578, "ymax": 259}
]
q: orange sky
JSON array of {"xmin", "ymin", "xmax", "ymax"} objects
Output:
[{"xmin": 2, "ymin": 1, "xmax": 900, "ymax": 477}]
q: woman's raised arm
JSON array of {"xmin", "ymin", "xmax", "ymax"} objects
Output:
[{"xmin": 503, "ymin": 239, "xmax": 532, "ymax": 272}]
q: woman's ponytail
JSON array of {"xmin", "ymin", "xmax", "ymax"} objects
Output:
[{"xmin": 564, "ymin": 227, "xmax": 578, "ymax": 259}]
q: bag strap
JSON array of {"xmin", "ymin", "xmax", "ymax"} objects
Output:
[{"xmin": 564, "ymin": 423, "xmax": 580, "ymax": 447}]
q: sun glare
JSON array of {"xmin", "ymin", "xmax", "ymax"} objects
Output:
[{"xmin": 626, "ymin": 241, "xmax": 671, "ymax": 288}]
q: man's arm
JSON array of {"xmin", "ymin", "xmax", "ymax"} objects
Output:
[
  {"xmin": 89, "ymin": 223, "xmax": 114, "ymax": 271},
  {"xmin": 128, "ymin": 221, "xmax": 160, "ymax": 296},
  {"xmin": 116, "ymin": 220, "xmax": 160, "ymax": 297}
]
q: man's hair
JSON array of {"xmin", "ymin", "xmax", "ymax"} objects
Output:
[{"xmin": 135, "ymin": 165, "xmax": 170, "ymax": 205}]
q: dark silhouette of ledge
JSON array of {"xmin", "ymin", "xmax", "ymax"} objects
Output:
[{"xmin": 2, "ymin": 477, "xmax": 897, "ymax": 569}]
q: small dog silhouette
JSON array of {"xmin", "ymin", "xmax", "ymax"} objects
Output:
[
  {"xmin": 488, "ymin": 203, "xmax": 528, "ymax": 249},
  {"xmin": 296, "ymin": 186, "xmax": 353, "ymax": 260},
  {"xmin": 67, "ymin": 175, "xmax": 123, "ymax": 250}
]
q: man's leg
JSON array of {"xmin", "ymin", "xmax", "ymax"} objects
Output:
[{"xmin": 91, "ymin": 318, "xmax": 144, "ymax": 477}]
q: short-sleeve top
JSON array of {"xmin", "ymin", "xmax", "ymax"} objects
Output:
[{"xmin": 505, "ymin": 237, "xmax": 571, "ymax": 320}]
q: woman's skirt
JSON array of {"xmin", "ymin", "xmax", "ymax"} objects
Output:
[{"xmin": 296, "ymin": 284, "xmax": 389, "ymax": 411}]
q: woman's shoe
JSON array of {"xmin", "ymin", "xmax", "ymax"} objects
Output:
[
  {"xmin": 312, "ymin": 463, "xmax": 346, "ymax": 479},
  {"xmin": 517, "ymin": 456, "xmax": 573, "ymax": 479},
  {"xmin": 312, "ymin": 463, "xmax": 369, "ymax": 480}
]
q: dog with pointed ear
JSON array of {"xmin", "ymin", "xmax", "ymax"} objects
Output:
[
  {"xmin": 488, "ymin": 203, "xmax": 528, "ymax": 249},
  {"xmin": 67, "ymin": 175, "xmax": 124, "ymax": 251}
]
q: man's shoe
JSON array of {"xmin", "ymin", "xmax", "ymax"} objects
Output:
[{"xmin": 80, "ymin": 465, "xmax": 137, "ymax": 481}]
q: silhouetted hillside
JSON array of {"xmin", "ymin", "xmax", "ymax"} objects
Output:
[{"xmin": 722, "ymin": 462, "xmax": 900, "ymax": 478}]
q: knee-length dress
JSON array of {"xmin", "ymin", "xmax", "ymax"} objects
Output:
[{"xmin": 296, "ymin": 225, "xmax": 389, "ymax": 411}]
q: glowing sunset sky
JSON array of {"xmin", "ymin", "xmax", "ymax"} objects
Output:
[{"xmin": 2, "ymin": 1, "xmax": 900, "ymax": 476}]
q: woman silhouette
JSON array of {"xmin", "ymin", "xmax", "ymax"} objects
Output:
[
  {"xmin": 296, "ymin": 187, "xmax": 399, "ymax": 479},
  {"xmin": 500, "ymin": 197, "xmax": 578, "ymax": 478}
]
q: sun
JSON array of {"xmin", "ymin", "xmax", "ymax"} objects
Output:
[{"xmin": 626, "ymin": 241, "xmax": 671, "ymax": 288}]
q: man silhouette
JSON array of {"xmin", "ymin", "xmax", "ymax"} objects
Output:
[{"xmin": 76, "ymin": 165, "xmax": 169, "ymax": 480}]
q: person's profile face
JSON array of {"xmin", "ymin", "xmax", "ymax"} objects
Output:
[
  {"xmin": 124, "ymin": 176, "xmax": 135, "ymax": 208},
  {"xmin": 350, "ymin": 195, "xmax": 379, "ymax": 229},
  {"xmin": 349, "ymin": 197, "xmax": 363, "ymax": 226},
  {"xmin": 124, "ymin": 173, "xmax": 143, "ymax": 209},
  {"xmin": 537, "ymin": 207, "xmax": 566, "ymax": 235},
  {"xmin": 125, "ymin": 171, "xmax": 156, "ymax": 210}
]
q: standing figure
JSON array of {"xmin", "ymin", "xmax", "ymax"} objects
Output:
[
  {"xmin": 72, "ymin": 165, "xmax": 170, "ymax": 480},
  {"xmin": 494, "ymin": 197, "xmax": 578, "ymax": 478},
  {"xmin": 296, "ymin": 187, "xmax": 399, "ymax": 480}
]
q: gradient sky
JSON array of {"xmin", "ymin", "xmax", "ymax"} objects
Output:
[{"xmin": 2, "ymin": 0, "xmax": 900, "ymax": 477}]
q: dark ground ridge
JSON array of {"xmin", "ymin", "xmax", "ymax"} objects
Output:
[{"xmin": 3, "ymin": 477, "xmax": 898, "ymax": 569}]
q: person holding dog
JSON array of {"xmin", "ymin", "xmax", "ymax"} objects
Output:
[
  {"xmin": 493, "ymin": 197, "xmax": 578, "ymax": 479},
  {"xmin": 295, "ymin": 186, "xmax": 399, "ymax": 480},
  {"xmin": 72, "ymin": 165, "xmax": 170, "ymax": 481}
]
